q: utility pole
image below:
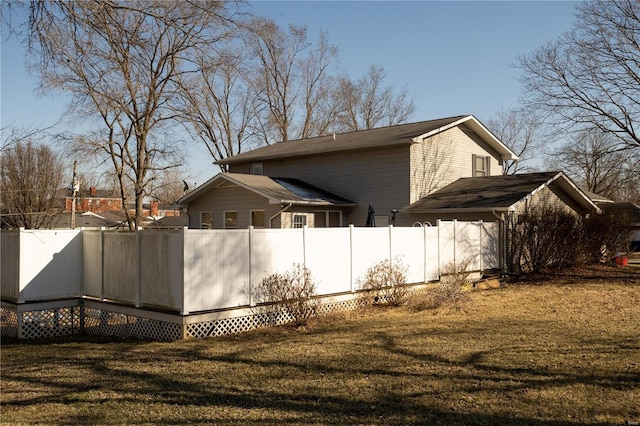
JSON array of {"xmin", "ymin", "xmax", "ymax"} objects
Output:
[{"xmin": 71, "ymin": 161, "xmax": 78, "ymax": 229}]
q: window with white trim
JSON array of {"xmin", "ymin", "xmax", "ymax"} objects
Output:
[
  {"xmin": 251, "ymin": 210, "xmax": 265, "ymax": 228},
  {"xmin": 224, "ymin": 211, "xmax": 238, "ymax": 229},
  {"xmin": 292, "ymin": 214, "xmax": 307, "ymax": 228},
  {"xmin": 473, "ymin": 154, "xmax": 491, "ymax": 177},
  {"xmin": 200, "ymin": 211, "xmax": 212, "ymax": 229}
]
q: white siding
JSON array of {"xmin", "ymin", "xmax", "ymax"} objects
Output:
[
  {"xmin": 188, "ymin": 183, "xmax": 282, "ymax": 229},
  {"xmin": 231, "ymin": 145, "xmax": 412, "ymax": 227},
  {"xmin": 410, "ymin": 126, "xmax": 503, "ymax": 203}
]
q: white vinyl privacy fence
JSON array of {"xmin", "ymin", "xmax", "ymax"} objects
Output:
[{"xmin": 1, "ymin": 221, "xmax": 499, "ymax": 339}]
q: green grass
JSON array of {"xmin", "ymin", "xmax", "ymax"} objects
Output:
[{"xmin": 2, "ymin": 265, "xmax": 640, "ymax": 425}]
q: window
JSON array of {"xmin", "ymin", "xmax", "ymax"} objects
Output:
[
  {"xmin": 200, "ymin": 211, "xmax": 212, "ymax": 229},
  {"xmin": 314, "ymin": 211, "xmax": 342, "ymax": 227},
  {"xmin": 224, "ymin": 211, "xmax": 238, "ymax": 229},
  {"xmin": 473, "ymin": 154, "xmax": 491, "ymax": 177},
  {"xmin": 251, "ymin": 210, "xmax": 265, "ymax": 228},
  {"xmin": 292, "ymin": 214, "xmax": 307, "ymax": 228},
  {"xmin": 250, "ymin": 162, "xmax": 263, "ymax": 175}
]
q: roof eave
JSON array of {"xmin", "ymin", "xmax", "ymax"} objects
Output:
[
  {"xmin": 282, "ymin": 199, "xmax": 357, "ymax": 207},
  {"xmin": 401, "ymin": 206, "xmax": 512, "ymax": 214},
  {"xmin": 412, "ymin": 115, "xmax": 518, "ymax": 161}
]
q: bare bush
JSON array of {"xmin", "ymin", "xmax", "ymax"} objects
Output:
[
  {"xmin": 409, "ymin": 259, "xmax": 473, "ymax": 312},
  {"xmin": 508, "ymin": 204, "xmax": 583, "ymax": 274},
  {"xmin": 358, "ymin": 256, "xmax": 410, "ymax": 306},
  {"xmin": 582, "ymin": 209, "xmax": 633, "ymax": 263},
  {"xmin": 253, "ymin": 263, "xmax": 318, "ymax": 327}
]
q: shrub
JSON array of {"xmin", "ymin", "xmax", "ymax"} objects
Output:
[
  {"xmin": 508, "ymin": 204, "xmax": 583, "ymax": 274},
  {"xmin": 438, "ymin": 258, "xmax": 473, "ymax": 303},
  {"xmin": 253, "ymin": 263, "xmax": 317, "ymax": 327},
  {"xmin": 358, "ymin": 256, "xmax": 410, "ymax": 306},
  {"xmin": 582, "ymin": 209, "xmax": 633, "ymax": 263},
  {"xmin": 412, "ymin": 259, "xmax": 473, "ymax": 311}
]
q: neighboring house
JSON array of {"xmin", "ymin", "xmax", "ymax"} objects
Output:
[
  {"xmin": 63, "ymin": 187, "xmax": 122, "ymax": 214},
  {"xmin": 180, "ymin": 115, "xmax": 518, "ymax": 228},
  {"xmin": 599, "ymin": 202, "xmax": 640, "ymax": 252},
  {"xmin": 402, "ymin": 171, "xmax": 600, "ymax": 224},
  {"xmin": 581, "ymin": 192, "xmax": 640, "ymax": 252},
  {"xmin": 178, "ymin": 173, "xmax": 356, "ymax": 229},
  {"xmin": 145, "ymin": 215, "xmax": 189, "ymax": 229},
  {"xmin": 49, "ymin": 211, "xmax": 119, "ymax": 229}
]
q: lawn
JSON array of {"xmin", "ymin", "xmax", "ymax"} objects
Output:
[{"xmin": 1, "ymin": 265, "xmax": 639, "ymax": 425}]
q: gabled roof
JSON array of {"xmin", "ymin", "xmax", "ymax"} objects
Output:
[
  {"xmin": 217, "ymin": 115, "xmax": 518, "ymax": 165},
  {"xmin": 402, "ymin": 171, "xmax": 600, "ymax": 214},
  {"xmin": 178, "ymin": 173, "xmax": 356, "ymax": 207},
  {"xmin": 49, "ymin": 212, "xmax": 119, "ymax": 229},
  {"xmin": 600, "ymin": 202, "xmax": 640, "ymax": 223},
  {"xmin": 145, "ymin": 215, "xmax": 189, "ymax": 228},
  {"xmin": 582, "ymin": 190, "xmax": 615, "ymax": 204}
]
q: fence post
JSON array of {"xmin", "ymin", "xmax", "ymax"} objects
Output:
[
  {"xmin": 249, "ymin": 226, "xmax": 254, "ymax": 307},
  {"xmin": 423, "ymin": 222, "xmax": 428, "ymax": 283},
  {"xmin": 136, "ymin": 227, "xmax": 142, "ymax": 308},
  {"xmin": 100, "ymin": 227, "xmax": 105, "ymax": 302},
  {"xmin": 479, "ymin": 220, "xmax": 483, "ymax": 273},
  {"xmin": 349, "ymin": 224, "xmax": 355, "ymax": 293},
  {"xmin": 453, "ymin": 219, "xmax": 457, "ymax": 270},
  {"xmin": 388, "ymin": 224, "xmax": 393, "ymax": 260},
  {"xmin": 302, "ymin": 225, "xmax": 308, "ymax": 269},
  {"xmin": 181, "ymin": 227, "xmax": 188, "ymax": 315},
  {"xmin": 437, "ymin": 219, "xmax": 441, "ymax": 279}
]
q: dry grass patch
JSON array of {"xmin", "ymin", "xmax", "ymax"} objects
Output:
[{"xmin": 2, "ymin": 266, "xmax": 639, "ymax": 425}]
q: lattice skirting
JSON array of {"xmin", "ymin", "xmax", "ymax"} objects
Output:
[{"xmin": 1, "ymin": 284, "xmax": 436, "ymax": 341}]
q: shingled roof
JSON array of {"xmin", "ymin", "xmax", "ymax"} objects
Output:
[
  {"xmin": 217, "ymin": 115, "xmax": 518, "ymax": 165},
  {"xmin": 402, "ymin": 171, "xmax": 600, "ymax": 213},
  {"xmin": 178, "ymin": 173, "xmax": 356, "ymax": 207}
]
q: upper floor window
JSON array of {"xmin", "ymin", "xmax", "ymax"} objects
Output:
[
  {"xmin": 250, "ymin": 162, "xmax": 263, "ymax": 175},
  {"xmin": 473, "ymin": 154, "xmax": 491, "ymax": 177}
]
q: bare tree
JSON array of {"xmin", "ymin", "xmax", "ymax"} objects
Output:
[
  {"xmin": 334, "ymin": 65, "xmax": 415, "ymax": 132},
  {"xmin": 550, "ymin": 128, "xmax": 640, "ymax": 201},
  {"xmin": 1, "ymin": 140, "xmax": 64, "ymax": 229},
  {"xmin": 1, "ymin": 123, "xmax": 57, "ymax": 152},
  {"xmin": 177, "ymin": 47, "xmax": 259, "ymax": 172},
  {"xmin": 245, "ymin": 18, "xmax": 338, "ymax": 143},
  {"xmin": 25, "ymin": 1, "xmax": 239, "ymax": 229},
  {"xmin": 148, "ymin": 168, "xmax": 192, "ymax": 206},
  {"xmin": 486, "ymin": 108, "xmax": 542, "ymax": 175},
  {"xmin": 518, "ymin": 0, "xmax": 640, "ymax": 151}
]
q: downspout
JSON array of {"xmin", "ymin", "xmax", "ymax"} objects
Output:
[
  {"xmin": 492, "ymin": 210, "xmax": 507, "ymax": 276},
  {"xmin": 269, "ymin": 203, "xmax": 292, "ymax": 228}
]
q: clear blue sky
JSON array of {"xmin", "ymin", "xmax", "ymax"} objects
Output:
[{"xmin": 1, "ymin": 1, "xmax": 578, "ymax": 185}]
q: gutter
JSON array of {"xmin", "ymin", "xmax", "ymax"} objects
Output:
[{"xmin": 401, "ymin": 207, "xmax": 511, "ymax": 214}]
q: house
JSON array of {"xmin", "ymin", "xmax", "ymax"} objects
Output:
[
  {"xmin": 62, "ymin": 186, "xmax": 122, "ymax": 214},
  {"xmin": 48, "ymin": 211, "xmax": 120, "ymax": 229},
  {"xmin": 178, "ymin": 173, "xmax": 356, "ymax": 229},
  {"xmin": 599, "ymin": 202, "xmax": 640, "ymax": 252},
  {"xmin": 179, "ymin": 115, "xmax": 519, "ymax": 228}
]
